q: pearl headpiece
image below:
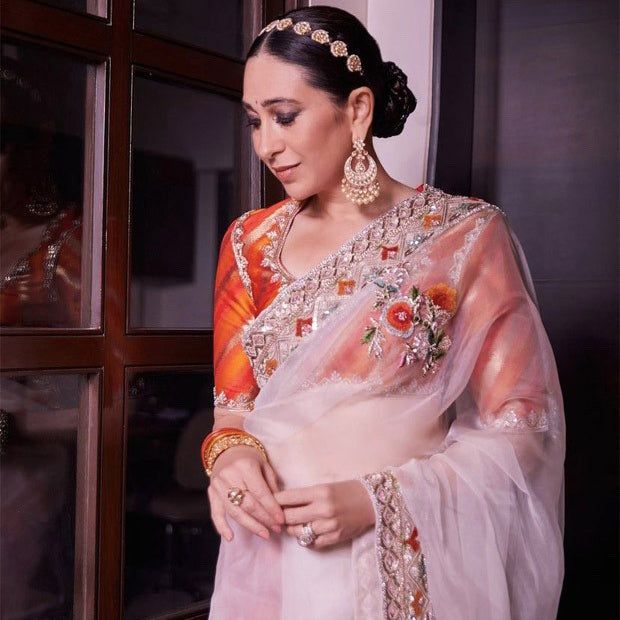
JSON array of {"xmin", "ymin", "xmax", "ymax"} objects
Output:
[{"xmin": 258, "ymin": 18, "xmax": 364, "ymax": 75}]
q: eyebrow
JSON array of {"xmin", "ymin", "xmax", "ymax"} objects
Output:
[{"xmin": 242, "ymin": 97, "xmax": 302, "ymax": 111}]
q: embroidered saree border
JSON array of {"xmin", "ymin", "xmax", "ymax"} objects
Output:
[
  {"xmin": 361, "ymin": 470, "xmax": 435, "ymax": 620},
  {"xmin": 242, "ymin": 187, "xmax": 504, "ymax": 391}
]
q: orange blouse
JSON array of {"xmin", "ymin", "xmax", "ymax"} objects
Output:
[
  {"xmin": 0, "ymin": 207, "xmax": 82, "ymax": 327},
  {"xmin": 213, "ymin": 198, "xmax": 294, "ymax": 412},
  {"xmin": 213, "ymin": 185, "xmax": 433, "ymax": 413}
]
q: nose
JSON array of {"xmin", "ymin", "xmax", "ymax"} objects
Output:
[{"xmin": 255, "ymin": 121, "xmax": 284, "ymax": 163}]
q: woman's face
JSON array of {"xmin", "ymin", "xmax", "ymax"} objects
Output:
[{"xmin": 243, "ymin": 52, "xmax": 355, "ymax": 201}]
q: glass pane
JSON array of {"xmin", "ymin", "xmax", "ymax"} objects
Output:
[
  {"xmin": 123, "ymin": 370, "xmax": 216, "ymax": 619},
  {"xmin": 129, "ymin": 74, "xmax": 241, "ymax": 330},
  {"xmin": 1, "ymin": 42, "xmax": 105, "ymax": 329},
  {"xmin": 134, "ymin": 0, "xmax": 246, "ymax": 59},
  {"xmin": 32, "ymin": 0, "xmax": 107, "ymax": 18},
  {"xmin": 0, "ymin": 372, "xmax": 99, "ymax": 619}
]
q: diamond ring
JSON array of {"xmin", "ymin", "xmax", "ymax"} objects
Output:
[{"xmin": 297, "ymin": 522, "xmax": 317, "ymax": 547}]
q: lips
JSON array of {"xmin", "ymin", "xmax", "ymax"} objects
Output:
[
  {"xmin": 273, "ymin": 163, "xmax": 300, "ymax": 182},
  {"xmin": 273, "ymin": 163, "xmax": 299, "ymax": 173}
]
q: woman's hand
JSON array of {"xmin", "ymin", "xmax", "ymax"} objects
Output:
[
  {"xmin": 275, "ymin": 479, "xmax": 375, "ymax": 549},
  {"xmin": 207, "ymin": 445, "xmax": 285, "ymax": 542}
]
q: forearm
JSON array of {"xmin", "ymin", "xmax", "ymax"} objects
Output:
[{"xmin": 212, "ymin": 406, "xmax": 247, "ymax": 431}]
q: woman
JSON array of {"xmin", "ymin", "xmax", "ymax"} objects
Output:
[
  {"xmin": 0, "ymin": 56, "xmax": 82, "ymax": 328},
  {"xmin": 202, "ymin": 7, "xmax": 565, "ymax": 619}
]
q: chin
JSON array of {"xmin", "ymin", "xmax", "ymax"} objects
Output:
[{"xmin": 283, "ymin": 184, "xmax": 312, "ymax": 203}]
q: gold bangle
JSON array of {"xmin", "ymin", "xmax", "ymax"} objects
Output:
[
  {"xmin": 201, "ymin": 428, "xmax": 242, "ymax": 468},
  {"xmin": 204, "ymin": 433, "xmax": 267, "ymax": 477}
]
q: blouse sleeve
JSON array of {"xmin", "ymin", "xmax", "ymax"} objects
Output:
[{"xmin": 213, "ymin": 217, "xmax": 259, "ymax": 412}]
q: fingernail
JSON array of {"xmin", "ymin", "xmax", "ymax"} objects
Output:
[
  {"xmin": 271, "ymin": 524, "xmax": 281, "ymax": 533},
  {"xmin": 225, "ymin": 533, "xmax": 233, "ymax": 542},
  {"xmin": 259, "ymin": 530, "xmax": 270, "ymax": 539}
]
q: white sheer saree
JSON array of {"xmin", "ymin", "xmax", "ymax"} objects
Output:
[{"xmin": 208, "ymin": 188, "xmax": 565, "ymax": 620}]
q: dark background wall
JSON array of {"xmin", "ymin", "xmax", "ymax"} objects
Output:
[{"xmin": 430, "ymin": 1, "xmax": 619, "ymax": 618}]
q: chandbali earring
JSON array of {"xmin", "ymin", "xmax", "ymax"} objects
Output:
[{"xmin": 341, "ymin": 137, "xmax": 380, "ymax": 205}]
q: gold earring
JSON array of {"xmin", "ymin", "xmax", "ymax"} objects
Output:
[{"xmin": 341, "ymin": 137, "xmax": 380, "ymax": 205}]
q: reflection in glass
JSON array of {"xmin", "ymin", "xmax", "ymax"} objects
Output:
[
  {"xmin": 0, "ymin": 43, "xmax": 104, "ymax": 329},
  {"xmin": 134, "ymin": 0, "xmax": 245, "ymax": 59},
  {"xmin": 123, "ymin": 370, "xmax": 216, "ymax": 619},
  {"xmin": 130, "ymin": 75, "xmax": 241, "ymax": 329},
  {"xmin": 0, "ymin": 373, "xmax": 95, "ymax": 619}
]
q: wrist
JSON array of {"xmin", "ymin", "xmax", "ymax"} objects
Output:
[{"xmin": 201, "ymin": 429, "xmax": 268, "ymax": 477}]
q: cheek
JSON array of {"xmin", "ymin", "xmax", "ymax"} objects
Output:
[{"xmin": 298, "ymin": 116, "xmax": 348, "ymax": 173}]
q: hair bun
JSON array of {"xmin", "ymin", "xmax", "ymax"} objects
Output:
[{"xmin": 373, "ymin": 60, "xmax": 417, "ymax": 138}]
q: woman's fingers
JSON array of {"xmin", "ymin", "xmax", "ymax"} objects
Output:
[
  {"xmin": 207, "ymin": 487, "xmax": 233, "ymax": 541},
  {"xmin": 227, "ymin": 503, "xmax": 270, "ymax": 539},
  {"xmin": 262, "ymin": 461, "xmax": 281, "ymax": 495},
  {"xmin": 274, "ymin": 486, "xmax": 317, "ymax": 506},
  {"xmin": 211, "ymin": 477, "xmax": 271, "ymax": 539},
  {"xmin": 238, "ymin": 488, "xmax": 280, "ymax": 532},
  {"xmin": 282, "ymin": 501, "xmax": 331, "ymax": 525},
  {"xmin": 246, "ymin": 464, "xmax": 285, "ymax": 528},
  {"xmin": 313, "ymin": 531, "xmax": 341, "ymax": 549}
]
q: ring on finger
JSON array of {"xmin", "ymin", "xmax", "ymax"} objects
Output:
[
  {"xmin": 297, "ymin": 522, "xmax": 317, "ymax": 547},
  {"xmin": 227, "ymin": 486, "xmax": 246, "ymax": 506}
]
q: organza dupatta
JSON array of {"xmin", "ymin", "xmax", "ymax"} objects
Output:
[{"xmin": 208, "ymin": 208, "xmax": 565, "ymax": 620}]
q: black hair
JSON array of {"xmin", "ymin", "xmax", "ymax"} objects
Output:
[{"xmin": 246, "ymin": 5, "xmax": 417, "ymax": 138}]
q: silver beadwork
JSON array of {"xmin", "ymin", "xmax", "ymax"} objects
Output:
[
  {"xmin": 361, "ymin": 471, "xmax": 435, "ymax": 619},
  {"xmin": 242, "ymin": 187, "xmax": 504, "ymax": 390}
]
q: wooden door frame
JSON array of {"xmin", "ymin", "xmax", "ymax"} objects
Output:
[{"xmin": 0, "ymin": 1, "xmax": 291, "ymax": 617}]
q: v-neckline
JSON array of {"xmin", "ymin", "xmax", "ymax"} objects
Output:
[{"xmin": 274, "ymin": 186, "xmax": 427, "ymax": 283}]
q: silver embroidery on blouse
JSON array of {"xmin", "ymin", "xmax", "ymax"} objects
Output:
[
  {"xmin": 481, "ymin": 403, "xmax": 556, "ymax": 433},
  {"xmin": 242, "ymin": 185, "xmax": 503, "ymax": 389},
  {"xmin": 213, "ymin": 387, "xmax": 255, "ymax": 412},
  {"xmin": 231, "ymin": 209, "xmax": 259, "ymax": 304},
  {"xmin": 260, "ymin": 200, "xmax": 301, "ymax": 283},
  {"xmin": 361, "ymin": 470, "xmax": 435, "ymax": 620}
]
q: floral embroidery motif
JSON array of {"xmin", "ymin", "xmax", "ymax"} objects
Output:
[
  {"xmin": 241, "ymin": 186, "xmax": 503, "ymax": 389},
  {"xmin": 337, "ymin": 278, "xmax": 356, "ymax": 295},
  {"xmin": 295, "ymin": 317, "xmax": 313, "ymax": 337},
  {"xmin": 362, "ymin": 279, "xmax": 458, "ymax": 375},
  {"xmin": 361, "ymin": 470, "xmax": 435, "ymax": 620},
  {"xmin": 380, "ymin": 245, "xmax": 399, "ymax": 260},
  {"xmin": 213, "ymin": 388, "xmax": 255, "ymax": 412}
]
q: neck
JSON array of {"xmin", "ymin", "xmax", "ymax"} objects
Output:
[{"xmin": 302, "ymin": 141, "xmax": 413, "ymax": 222}]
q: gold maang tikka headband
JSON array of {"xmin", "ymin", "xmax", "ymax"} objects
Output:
[{"xmin": 258, "ymin": 18, "xmax": 364, "ymax": 76}]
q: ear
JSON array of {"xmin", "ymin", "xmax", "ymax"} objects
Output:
[{"xmin": 346, "ymin": 86, "xmax": 374, "ymax": 138}]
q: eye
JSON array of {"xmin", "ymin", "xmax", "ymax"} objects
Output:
[
  {"xmin": 276, "ymin": 113, "xmax": 298, "ymax": 126},
  {"xmin": 245, "ymin": 117, "xmax": 260, "ymax": 129}
]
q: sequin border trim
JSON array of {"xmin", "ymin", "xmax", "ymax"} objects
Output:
[
  {"xmin": 242, "ymin": 187, "xmax": 505, "ymax": 390},
  {"xmin": 231, "ymin": 210, "xmax": 258, "ymax": 304},
  {"xmin": 361, "ymin": 470, "xmax": 435, "ymax": 620},
  {"xmin": 213, "ymin": 387, "xmax": 255, "ymax": 412}
]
